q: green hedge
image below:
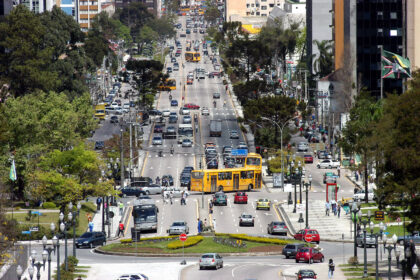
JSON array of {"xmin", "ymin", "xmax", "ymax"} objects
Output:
[
  {"xmin": 42, "ymin": 202, "xmax": 57, "ymax": 209},
  {"xmin": 215, "ymin": 233, "xmax": 302, "ymax": 246},
  {"xmin": 167, "ymin": 236, "xmax": 203, "ymax": 249},
  {"xmin": 120, "ymin": 235, "xmax": 178, "ymax": 244}
]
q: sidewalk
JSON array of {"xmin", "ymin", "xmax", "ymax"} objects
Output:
[{"xmin": 282, "ymin": 262, "xmax": 346, "ymax": 279}]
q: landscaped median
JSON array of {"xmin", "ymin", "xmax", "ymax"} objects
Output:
[{"xmin": 96, "ymin": 234, "xmax": 305, "ymax": 256}]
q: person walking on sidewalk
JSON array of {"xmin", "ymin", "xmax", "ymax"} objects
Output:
[
  {"xmin": 337, "ymin": 166, "xmax": 341, "ymax": 178},
  {"xmin": 88, "ymin": 218, "xmax": 94, "ymax": 232},
  {"xmin": 96, "ymin": 197, "xmax": 102, "ymax": 212},
  {"xmin": 337, "ymin": 204, "xmax": 341, "ymax": 218},
  {"xmin": 328, "ymin": 259, "xmax": 335, "ymax": 279},
  {"xmin": 325, "ymin": 201, "xmax": 330, "ymax": 216},
  {"xmin": 118, "ymin": 221, "xmax": 125, "ymax": 237},
  {"xmin": 197, "ymin": 219, "xmax": 202, "ymax": 234},
  {"xmin": 119, "ymin": 201, "xmax": 124, "ymax": 216}
]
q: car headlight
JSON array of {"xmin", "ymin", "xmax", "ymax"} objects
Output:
[{"xmin": 83, "ymin": 241, "xmax": 89, "ymax": 244}]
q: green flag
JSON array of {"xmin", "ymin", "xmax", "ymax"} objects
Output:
[
  {"xmin": 381, "ymin": 50, "xmax": 411, "ymax": 79},
  {"xmin": 9, "ymin": 159, "xmax": 17, "ymax": 181}
]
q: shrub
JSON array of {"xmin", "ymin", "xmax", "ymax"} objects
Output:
[
  {"xmin": 67, "ymin": 256, "xmax": 79, "ymax": 268},
  {"xmin": 42, "ymin": 202, "xmax": 57, "ymax": 209},
  {"xmin": 120, "ymin": 235, "xmax": 178, "ymax": 244},
  {"xmin": 120, "ymin": 239, "xmax": 133, "ymax": 244},
  {"xmin": 167, "ymin": 235, "xmax": 203, "ymax": 249},
  {"xmin": 215, "ymin": 233, "xmax": 302, "ymax": 246},
  {"xmin": 348, "ymin": 256, "xmax": 359, "ymax": 265}
]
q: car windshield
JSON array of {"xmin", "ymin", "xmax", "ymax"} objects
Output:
[
  {"xmin": 299, "ymin": 248, "xmax": 310, "ymax": 252},
  {"xmin": 242, "ymin": 215, "xmax": 252, "ymax": 218},
  {"xmin": 285, "ymin": 245, "xmax": 297, "ymax": 249},
  {"xmin": 172, "ymin": 222, "xmax": 185, "ymax": 226},
  {"xmin": 80, "ymin": 232, "xmax": 93, "ymax": 238},
  {"xmin": 273, "ymin": 222, "xmax": 284, "ymax": 225},
  {"xmin": 259, "ymin": 199, "xmax": 268, "ymax": 202},
  {"xmin": 201, "ymin": 254, "xmax": 214, "ymax": 258},
  {"xmin": 299, "ymin": 270, "xmax": 315, "ymax": 276}
]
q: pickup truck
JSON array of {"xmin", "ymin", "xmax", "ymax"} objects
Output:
[{"xmin": 353, "ymin": 189, "xmax": 375, "ymax": 202}]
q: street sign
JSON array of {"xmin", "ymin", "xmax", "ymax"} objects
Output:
[
  {"xmin": 179, "ymin": 233, "xmax": 187, "ymax": 242},
  {"xmin": 30, "ymin": 227, "xmax": 39, "ymax": 232},
  {"xmin": 21, "ymin": 231, "xmax": 31, "ymax": 235},
  {"xmin": 297, "ymin": 204, "xmax": 305, "ymax": 213},
  {"xmin": 273, "ymin": 173, "xmax": 282, "ymax": 188},
  {"xmin": 231, "ymin": 149, "xmax": 248, "ymax": 156},
  {"xmin": 375, "ymin": 211, "xmax": 385, "ymax": 221},
  {"xmin": 304, "ymin": 235, "xmax": 313, "ymax": 242}
]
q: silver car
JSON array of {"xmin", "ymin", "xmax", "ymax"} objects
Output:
[
  {"xmin": 141, "ymin": 184, "xmax": 162, "ymax": 195},
  {"xmin": 267, "ymin": 221, "xmax": 288, "ymax": 236},
  {"xmin": 199, "ymin": 253, "xmax": 223, "ymax": 270},
  {"xmin": 356, "ymin": 234, "xmax": 377, "ymax": 247},
  {"xmin": 239, "ymin": 213, "xmax": 254, "ymax": 227},
  {"xmin": 201, "ymin": 107, "xmax": 209, "ymax": 115},
  {"xmin": 297, "ymin": 142, "xmax": 309, "ymax": 152},
  {"xmin": 182, "ymin": 139, "xmax": 192, "ymax": 147},
  {"xmin": 167, "ymin": 221, "xmax": 189, "ymax": 235},
  {"xmin": 152, "ymin": 136, "xmax": 162, "ymax": 145}
]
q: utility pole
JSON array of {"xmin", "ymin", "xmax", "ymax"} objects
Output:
[
  {"xmin": 120, "ymin": 128, "xmax": 125, "ymax": 189},
  {"xmin": 129, "ymin": 123, "xmax": 133, "ymax": 180}
]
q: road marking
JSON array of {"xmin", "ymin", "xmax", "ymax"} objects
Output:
[
  {"xmin": 123, "ymin": 206, "xmax": 133, "ymax": 236},
  {"xmin": 195, "ymin": 199, "xmax": 199, "ymax": 220}
]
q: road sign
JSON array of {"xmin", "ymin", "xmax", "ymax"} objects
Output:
[
  {"xmin": 30, "ymin": 227, "xmax": 39, "ymax": 232},
  {"xmin": 179, "ymin": 233, "xmax": 187, "ymax": 242},
  {"xmin": 273, "ymin": 173, "xmax": 282, "ymax": 188},
  {"xmin": 375, "ymin": 211, "xmax": 385, "ymax": 221},
  {"xmin": 297, "ymin": 204, "xmax": 305, "ymax": 213},
  {"xmin": 305, "ymin": 235, "xmax": 313, "ymax": 242},
  {"xmin": 21, "ymin": 231, "xmax": 31, "ymax": 235},
  {"xmin": 231, "ymin": 149, "xmax": 248, "ymax": 156}
]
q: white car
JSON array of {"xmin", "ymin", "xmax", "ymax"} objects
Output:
[
  {"xmin": 162, "ymin": 110, "xmax": 171, "ymax": 117},
  {"xmin": 317, "ymin": 159, "xmax": 334, "ymax": 169},
  {"xmin": 163, "ymin": 187, "xmax": 189, "ymax": 198},
  {"xmin": 331, "ymin": 160, "xmax": 341, "ymax": 168},
  {"xmin": 201, "ymin": 107, "xmax": 209, "ymax": 115},
  {"xmin": 152, "ymin": 136, "xmax": 163, "ymax": 145},
  {"xmin": 182, "ymin": 139, "xmax": 192, "ymax": 147},
  {"xmin": 353, "ymin": 189, "xmax": 375, "ymax": 202},
  {"xmin": 180, "ymin": 108, "xmax": 190, "ymax": 115},
  {"xmin": 297, "ymin": 142, "xmax": 309, "ymax": 152},
  {"xmin": 110, "ymin": 102, "xmax": 119, "ymax": 108},
  {"xmin": 117, "ymin": 273, "xmax": 149, "ymax": 280}
]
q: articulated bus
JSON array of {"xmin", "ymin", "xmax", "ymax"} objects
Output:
[
  {"xmin": 158, "ymin": 79, "xmax": 176, "ymax": 91},
  {"xmin": 185, "ymin": 52, "xmax": 201, "ymax": 62},
  {"xmin": 190, "ymin": 153, "xmax": 263, "ymax": 193}
]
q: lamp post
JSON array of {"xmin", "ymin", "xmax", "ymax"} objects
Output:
[
  {"xmin": 350, "ymin": 201, "xmax": 360, "ymax": 258},
  {"xmin": 52, "ymin": 235, "xmax": 60, "ymax": 280},
  {"xmin": 69, "ymin": 202, "xmax": 82, "ymax": 257},
  {"xmin": 287, "ymin": 154, "xmax": 293, "ymax": 205},
  {"xmin": 59, "ymin": 211, "xmax": 73, "ymax": 271},
  {"xmin": 368, "ymin": 221, "xmax": 381, "ymax": 280},
  {"xmin": 42, "ymin": 224, "xmax": 56, "ymax": 280},
  {"xmin": 261, "ymin": 116, "xmax": 294, "ymax": 189},
  {"xmin": 360, "ymin": 210, "xmax": 372, "ymax": 278},
  {"xmin": 16, "ymin": 265, "xmax": 23, "ymax": 280},
  {"xmin": 293, "ymin": 166, "xmax": 298, "ymax": 213},
  {"xmin": 304, "ymin": 174, "xmax": 312, "ymax": 229},
  {"xmin": 383, "ymin": 234, "xmax": 398, "ymax": 280},
  {"xmin": 28, "ymin": 266, "xmax": 34, "ymax": 280},
  {"xmin": 30, "ymin": 250, "xmax": 46, "ymax": 280},
  {"xmin": 298, "ymin": 161, "xmax": 302, "ymax": 204}
]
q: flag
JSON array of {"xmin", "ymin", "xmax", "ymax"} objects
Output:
[
  {"xmin": 381, "ymin": 50, "xmax": 411, "ymax": 79},
  {"xmin": 9, "ymin": 159, "xmax": 17, "ymax": 181}
]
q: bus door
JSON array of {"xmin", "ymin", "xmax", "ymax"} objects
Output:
[
  {"xmin": 255, "ymin": 172, "xmax": 262, "ymax": 189},
  {"xmin": 211, "ymin": 175, "xmax": 217, "ymax": 192},
  {"xmin": 233, "ymin": 173, "xmax": 239, "ymax": 190}
]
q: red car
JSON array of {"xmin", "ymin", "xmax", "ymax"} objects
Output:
[
  {"xmin": 233, "ymin": 192, "xmax": 248, "ymax": 204},
  {"xmin": 295, "ymin": 247, "xmax": 324, "ymax": 264},
  {"xmin": 294, "ymin": 229, "xmax": 320, "ymax": 244},
  {"xmin": 184, "ymin": 103, "xmax": 200, "ymax": 109},
  {"xmin": 304, "ymin": 155, "xmax": 313, "ymax": 163}
]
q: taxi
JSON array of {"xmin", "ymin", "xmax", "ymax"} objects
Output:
[{"xmin": 256, "ymin": 198, "xmax": 270, "ymax": 210}]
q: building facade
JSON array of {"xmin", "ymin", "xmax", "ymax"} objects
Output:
[
  {"xmin": 406, "ymin": 0, "xmax": 420, "ymax": 71},
  {"xmin": 115, "ymin": 0, "xmax": 161, "ymax": 17},
  {"xmin": 225, "ymin": 0, "xmax": 290, "ymax": 21},
  {"xmin": 0, "ymin": 0, "xmax": 14, "ymax": 16}
]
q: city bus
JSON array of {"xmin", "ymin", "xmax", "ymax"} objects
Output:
[
  {"xmin": 157, "ymin": 79, "xmax": 176, "ymax": 91},
  {"xmin": 190, "ymin": 153, "xmax": 263, "ymax": 193},
  {"xmin": 185, "ymin": 52, "xmax": 201, "ymax": 62}
]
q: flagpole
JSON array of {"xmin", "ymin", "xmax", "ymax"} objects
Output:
[{"xmin": 380, "ymin": 46, "xmax": 383, "ymax": 99}]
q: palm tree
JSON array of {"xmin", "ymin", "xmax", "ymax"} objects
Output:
[{"xmin": 312, "ymin": 40, "xmax": 334, "ymax": 78}]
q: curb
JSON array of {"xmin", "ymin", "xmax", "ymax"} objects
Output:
[
  {"xmin": 93, "ymin": 247, "xmax": 283, "ymax": 258},
  {"xmin": 276, "ymin": 204, "xmax": 296, "ymax": 236},
  {"xmin": 178, "ymin": 263, "xmax": 196, "ymax": 280}
]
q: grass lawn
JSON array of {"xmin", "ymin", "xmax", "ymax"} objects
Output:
[
  {"xmin": 360, "ymin": 208, "xmax": 409, "ymax": 225},
  {"xmin": 7, "ymin": 202, "xmax": 96, "ymax": 237},
  {"xmin": 101, "ymin": 236, "xmax": 285, "ymax": 254},
  {"xmin": 371, "ymin": 225, "xmax": 410, "ymax": 237}
]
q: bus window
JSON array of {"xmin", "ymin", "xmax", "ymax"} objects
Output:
[
  {"xmin": 191, "ymin": 171, "xmax": 204, "ymax": 179},
  {"xmin": 218, "ymin": 172, "xmax": 232, "ymax": 180},
  {"xmin": 241, "ymin": 171, "xmax": 254, "ymax": 179},
  {"xmin": 246, "ymin": 157, "xmax": 261, "ymax": 166}
]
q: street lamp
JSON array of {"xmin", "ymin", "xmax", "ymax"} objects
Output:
[
  {"xmin": 52, "ymin": 235, "xmax": 60, "ymax": 280},
  {"xmin": 298, "ymin": 161, "xmax": 302, "ymax": 204},
  {"xmin": 260, "ymin": 116, "xmax": 294, "ymax": 189},
  {"xmin": 30, "ymin": 250, "xmax": 45, "ymax": 280},
  {"xmin": 28, "ymin": 266, "xmax": 34, "ymax": 280},
  {"xmin": 16, "ymin": 265, "xmax": 23, "ymax": 280},
  {"xmin": 350, "ymin": 201, "xmax": 360, "ymax": 258},
  {"xmin": 293, "ymin": 167, "xmax": 298, "ymax": 213},
  {"xmin": 287, "ymin": 154, "xmax": 293, "ymax": 205},
  {"xmin": 304, "ymin": 174, "xmax": 312, "ymax": 229},
  {"xmin": 360, "ymin": 210, "xmax": 372, "ymax": 278},
  {"xmin": 42, "ymin": 225, "xmax": 56, "ymax": 280},
  {"xmin": 368, "ymin": 221, "xmax": 381, "ymax": 280},
  {"xmin": 384, "ymin": 234, "xmax": 398, "ymax": 280},
  {"xmin": 60, "ymin": 210, "xmax": 72, "ymax": 271},
  {"xmin": 70, "ymin": 202, "xmax": 82, "ymax": 257}
]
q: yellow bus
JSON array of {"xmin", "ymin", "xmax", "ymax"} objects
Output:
[
  {"xmin": 158, "ymin": 79, "xmax": 176, "ymax": 91},
  {"xmin": 190, "ymin": 153, "xmax": 263, "ymax": 193},
  {"xmin": 185, "ymin": 52, "xmax": 201, "ymax": 62}
]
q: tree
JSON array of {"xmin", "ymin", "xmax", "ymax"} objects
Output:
[
  {"xmin": 116, "ymin": 2, "xmax": 154, "ymax": 40},
  {"xmin": 312, "ymin": 40, "xmax": 334, "ymax": 78},
  {"xmin": 136, "ymin": 25, "xmax": 157, "ymax": 54},
  {"xmin": 244, "ymin": 96, "xmax": 297, "ymax": 146},
  {"xmin": 204, "ymin": 2, "xmax": 220, "ymax": 25},
  {"xmin": 28, "ymin": 143, "xmax": 114, "ymax": 206},
  {"xmin": 0, "ymin": 5, "xmax": 58, "ymax": 96},
  {"xmin": 147, "ymin": 16, "xmax": 176, "ymax": 57},
  {"xmin": 339, "ymin": 91, "xmax": 383, "ymax": 203},
  {"xmin": 374, "ymin": 71, "xmax": 420, "ymax": 232},
  {"xmin": 84, "ymin": 27, "xmax": 109, "ymax": 67}
]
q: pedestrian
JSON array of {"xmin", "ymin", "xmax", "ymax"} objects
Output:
[
  {"xmin": 170, "ymin": 192, "xmax": 173, "ymax": 205},
  {"xmin": 197, "ymin": 219, "xmax": 202, "ymax": 234},
  {"xmin": 96, "ymin": 197, "xmax": 102, "ymax": 212},
  {"xmin": 212, "ymin": 218, "xmax": 216, "ymax": 232},
  {"xmin": 337, "ymin": 204, "xmax": 341, "ymax": 218},
  {"xmin": 337, "ymin": 166, "xmax": 341, "ymax": 178},
  {"xmin": 119, "ymin": 201, "xmax": 124, "ymax": 216},
  {"xmin": 203, "ymin": 218, "xmax": 207, "ymax": 228},
  {"xmin": 331, "ymin": 200, "xmax": 337, "ymax": 216},
  {"xmin": 88, "ymin": 218, "xmax": 94, "ymax": 232},
  {"xmin": 328, "ymin": 259, "xmax": 335, "ymax": 279},
  {"xmin": 325, "ymin": 201, "xmax": 330, "ymax": 216},
  {"xmin": 118, "ymin": 221, "xmax": 125, "ymax": 237},
  {"xmin": 355, "ymin": 171, "xmax": 359, "ymax": 182}
]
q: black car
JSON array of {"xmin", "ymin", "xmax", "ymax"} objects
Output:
[
  {"xmin": 162, "ymin": 175, "xmax": 174, "ymax": 186},
  {"xmin": 149, "ymin": 109, "xmax": 162, "ymax": 116},
  {"xmin": 282, "ymin": 243, "xmax": 305, "ymax": 259},
  {"xmin": 94, "ymin": 141, "xmax": 105, "ymax": 150},
  {"xmin": 110, "ymin": 116, "xmax": 119, "ymax": 123},
  {"xmin": 180, "ymin": 175, "xmax": 191, "ymax": 188},
  {"xmin": 119, "ymin": 186, "xmax": 146, "ymax": 197},
  {"xmin": 183, "ymin": 166, "xmax": 194, "ymax": 173},
  {"xmin": 76, "ymin": 232, "xmax": 106, "ymax": 248}
]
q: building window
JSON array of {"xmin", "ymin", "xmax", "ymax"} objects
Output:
[
  {"xmin": 261, "ymin": 13, "xmax": 266, "ymax": 16},
  {"xmin": 377, "ymin": 28, "xmax": 383, "ymax": 35},
  {"xmin": 390, "ymin": 12, "xmax": 397, "ymax": 19},
  {"xmin": 269, "ymin": 3, "xmax": 274, "ymax": 7},
  {"xmin": 246, "ymin": 4, "xmax": 250, "ymax": 7},
  {"xmin": 251, "ymin": 3, "xmax": 254, "ymax": 7},
  {"xmin": 256, "ymin": 11, "xmax": 260, "ymax": 15},
  {"xmin": 377, "ymin": 11, "xmax": 383, "ymax": 19},
  {"xmin": 256, "ymin": 3, "xmax": 259, "ymax": 7},
  {"xmin": 261, "ymin": 5, "xmax": 267, "ymax": 10}
]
